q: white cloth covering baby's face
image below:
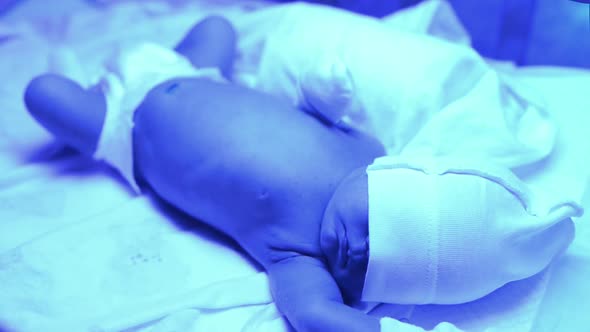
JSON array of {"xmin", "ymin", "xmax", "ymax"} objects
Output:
[{"xmin": 362, "ymin": 155, "xmax": 582, "ymax": 305}]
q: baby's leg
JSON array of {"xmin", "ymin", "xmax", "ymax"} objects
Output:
[{"xmin": 24, "ymin": 15, "xmax": 236, "ymax": 156}]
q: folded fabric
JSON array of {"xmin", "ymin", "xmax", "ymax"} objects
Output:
[
  {"xmin": 254, "ymin": 1, "xmax": 556, "ymax": 169},
  {"xmin": 363, "ymin": 155, "xmax": 583, "ymax": 305}
]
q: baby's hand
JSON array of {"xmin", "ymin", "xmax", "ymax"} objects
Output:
[{"xmin": 320, "ymin": 167, "xmax": 370, "ymax": 303}]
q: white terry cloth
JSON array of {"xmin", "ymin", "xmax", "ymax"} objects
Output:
[
  {"xmin": 363, "ymin": 155, "xmax": 583, "ymax": 305},
  {"xmin": 94, "ymin": 42, "xmax": 225, "ymax": 193}
]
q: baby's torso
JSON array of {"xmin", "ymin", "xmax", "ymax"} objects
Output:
[{"xmin": 133, "ymin": 78, "xmax": 384, "ymax": 267}]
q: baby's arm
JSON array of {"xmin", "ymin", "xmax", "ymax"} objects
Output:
[{"xmin": 268, "ymin": 255, "xmax": 379, "ymax": 332}]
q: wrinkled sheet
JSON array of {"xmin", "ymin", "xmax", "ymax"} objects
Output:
[{"xmin": 0, "ymin": 1, "xmax": 589, "ymax": 331}]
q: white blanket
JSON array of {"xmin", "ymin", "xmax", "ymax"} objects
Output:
[{"xmin": 0, "ymin": 1, "xmax": 589, "ymax": 331}]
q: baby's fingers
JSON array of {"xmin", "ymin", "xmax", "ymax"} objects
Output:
[{"xmin": 24, "ymin": 74, "xmax": 106, "ymax": 155}]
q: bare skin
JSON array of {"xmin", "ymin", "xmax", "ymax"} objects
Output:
[{"xmin": 24, "ymin": 16, "xmax": 385, "ymax": 331}]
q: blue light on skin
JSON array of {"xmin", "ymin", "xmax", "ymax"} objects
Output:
[{"xmin": 24, "ymin": 16, "xmax": 386, "ymax": 332}]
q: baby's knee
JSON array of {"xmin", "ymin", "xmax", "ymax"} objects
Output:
[
  {"xmin": 191, "ymin": 16, "xmax": 236, "ymax": 41},
  {"xmin": 176, "ymin": 15, "xmax": 237, "ymax": 77}
]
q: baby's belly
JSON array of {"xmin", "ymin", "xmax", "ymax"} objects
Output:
[{"xmin": 133, "ymin": 78, "xmax": 384, "ymax": 265}]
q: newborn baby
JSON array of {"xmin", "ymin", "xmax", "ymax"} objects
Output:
[
  {"xmin": 24, "ymin": 12, "xmax": 582, "ymax": 332},
  {"xmin": 25, "ymin": 16, "xmax": 385, "ymax": 332}
]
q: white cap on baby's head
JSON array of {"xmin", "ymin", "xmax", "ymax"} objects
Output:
[{"xmin": 362, "ymin": 156, "xmax": 582, "ymax": 305}]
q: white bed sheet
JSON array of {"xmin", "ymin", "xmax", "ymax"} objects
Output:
[{"xmin": 0, "ymin": 1, "xmax": 589, "ymax": 332}]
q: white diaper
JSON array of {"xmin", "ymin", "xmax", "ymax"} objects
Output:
[
  {"xmin": 94, "ymin": 43, "xmax": 225, "ymax": 193},
  {"xmin": 362, "ymin": 155, "xmax": 583, "ymax": 305}
]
